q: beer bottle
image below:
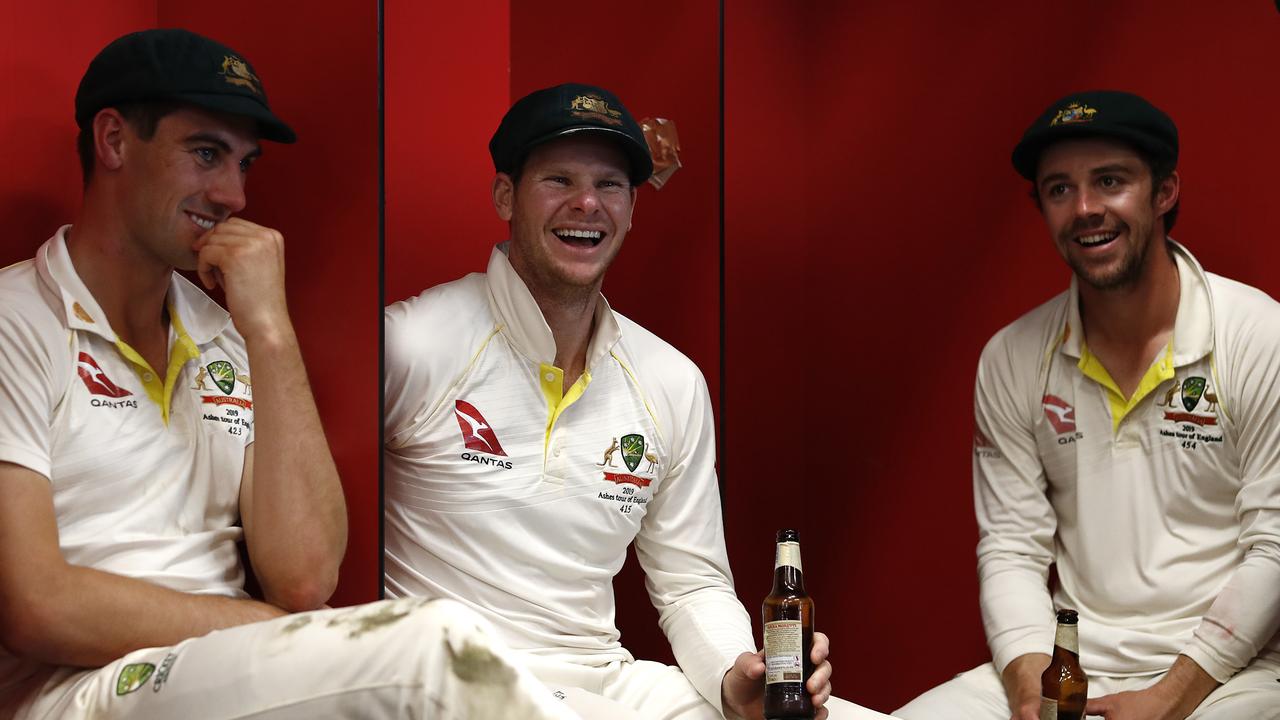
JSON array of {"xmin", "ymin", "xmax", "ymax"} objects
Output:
[
  {"xmin": 762, "ymin": 529, "xmax": 814, "ymax": 719},
  {"xmin": 1039, "ymin": 608, "xmax": 1088, "ymax": 720}
]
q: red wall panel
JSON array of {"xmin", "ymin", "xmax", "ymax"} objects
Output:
[
  {"xmin": 0, "ymin": 1, "xmax": 157, "ymax": 264},
  {"xmin": 510, "ymin": 2, "xmax": 722, "ymax": 666},
  {"xmin": 383, "ymin": 0, "xmax": 511, "ymax": 305},
  {"xmin": 727, "ymin": 0, "xmax": 1280, "ymax": 712},
  {"xmin": 722, "ymin": 0, "xmax": 814, "ymax": 681}
]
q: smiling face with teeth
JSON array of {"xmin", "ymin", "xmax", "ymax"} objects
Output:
[
  {"xmin": 493, "ymin": 133, "xmax": 637, "ymax": 301},
  {"xmin": 115, "ymin": 106, "xmax": 261, "ymax": 272},
  {"xmin": 1035, "ymin": 137, "xmax": 1179, "ymax": 292}
]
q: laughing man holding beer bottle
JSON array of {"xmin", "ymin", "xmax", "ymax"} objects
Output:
[{"xmin": 897, "ymin": 91, "xmax": 1280, "ymax": 719}]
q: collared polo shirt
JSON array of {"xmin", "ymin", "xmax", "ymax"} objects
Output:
[
  {"xmin": 0, "ymin": 227, "xmax": 254, "ymax": 594},
  {"xmin": 973, "ymin": 242, "xmax": 1280, "ymax": 682},
  {"xmin": 0, "ymin": 228, "xmax": 257, "ymax": 699},
  {"xmin": 384, "ymin": 244, "xmax": 753, "ymax": 711}
]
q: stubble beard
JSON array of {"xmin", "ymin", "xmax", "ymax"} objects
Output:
[
  {"xmin": 159, "ymin": 224, "xmax": 201, "ymax": 272},
  {"xmin": 509, "ymin": 235, "xmax": 606, "ymax": 312},
  {"xmin": 1064, "ymin": 214, "xmax": 1166, "ymax": 293},
  {"xmin": 126, "ymin": 212, "xmax": 192, "ymax": 273},
  {"xmin": 1071, "ymin": 228, "xmax": 1144, "ymax": 292}
]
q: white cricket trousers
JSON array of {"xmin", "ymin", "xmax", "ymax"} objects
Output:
[
  {"xmin": 523, "ymin": 654, "xmax": 897, "ymax": 720},
  {"xmin": 895, "ymin": 659, "xmax": 1280, "ymax": 720},
  {"xmin": 15, "ymin": 597, "xmax": 580, "ymax": 720}
]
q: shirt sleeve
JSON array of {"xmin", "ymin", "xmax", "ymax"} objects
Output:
[
  {"xmin": 383, "ymin": 280, "xmax": 491, "ymax": 449},
  {"xmin": 384, "ymin": 297, "xmax": 448, "ymax": 447},
  {"xmin": 0, "ymin": 306, "xmax": 63, "ymax": 478},
  {"xmin": 973, "ymin": 330, "xmax": 1058, "ymax": 674},
  {"xmin": 1183, "ymin": 299, "xmax": 1280, "ymax": 682},
  {"xmin": 633, "ymin": 366, "xmax": 755, "ymax": 716}
]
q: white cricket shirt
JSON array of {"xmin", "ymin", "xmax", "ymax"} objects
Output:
[
  {"xmin": 0, "ymin": 228, "xmax": 255, "ymax": 694},
  {"xmin": 974, "ymin": 241, "xmax": 1280, "ymax": 683},
  {"xmin": 384, "ymin": 244, "xmax": 753, "ymax": 712}
]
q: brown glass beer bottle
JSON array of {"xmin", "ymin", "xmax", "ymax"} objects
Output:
[
  {"xmin": 1039, "ymin": 608, "xmax": 1088, "ymax": 720},
  {"xmin": 762, "ymin": 529, "xmax": 814, "ymax": 719}
]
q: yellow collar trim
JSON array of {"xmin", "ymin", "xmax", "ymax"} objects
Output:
[
  {"xmin": 539, "ymin": 362, "xmax": 592, "ymax": 449},
  {"xmin": 113, "ymin": 301, "xmax": 201, "ymax": 426},
  {"xmin": 1078, "ymin": 340, "xmax": 1175, "ymax": 432}
]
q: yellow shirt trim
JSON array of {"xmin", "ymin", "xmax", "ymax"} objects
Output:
[
  {"xmin": 540, "ymin": 362, "xmax": 592, "ymax": 449},
  {"xmin": 1078, "ymin": 341, "xmax": 1175, "ymax": 432},
  {"xmin": 613, "ymin": 352, "xmax": 664, "ymax": 440},
  {"xmin": 113, "ymin": 301, "xmax": 201, "ymax": 426}
]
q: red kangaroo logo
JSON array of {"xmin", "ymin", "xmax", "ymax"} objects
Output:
[
  {"xmin": 76, "ymin": 353, "xmax": 132, "ymax": 398},
  {"xmin": 454, "ymin": 400, "xmax": 507, "ymax": 456},
  {"xmin": 1042, "ymin": 394, "xmax": 1076, "ymax": 434}
]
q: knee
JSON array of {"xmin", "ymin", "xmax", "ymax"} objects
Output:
[
  {"xmin": 314, "ymin": 597, "xmax": 499, "ymax": 655},
  {"xmin": 895, "ymin": 664, "xmax": 1006, "ymax": 720},
  {"xmin": 1190, "ymin": 692, "xmax": 1280, "ymax": 720},
  {"xmin": 403, "ymin": 597, "xmax": 499, "ymax": 640}
]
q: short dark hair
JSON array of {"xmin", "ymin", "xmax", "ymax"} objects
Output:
[
  {"xmin": 1028, "ymin": 142, "xmax": 1179, "ymax": 233},
  {"xmin": 77, "ymin": 100, "xmax": 183, "ymax": 186}
]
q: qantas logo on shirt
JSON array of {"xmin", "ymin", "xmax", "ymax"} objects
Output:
[
  {"xmin": 77, "ymin": 353, "xmax": 132, "ymax": 398},
  {"xmin": 973, "ymin": 426, "xmax": 1001, "ymax": 459},
  {"xmin": 1042, "ymin": 394, "xmax": 1076, "ymax": 434},
  {"xmin": 454, "ymin": 400, "xmax": 507, "ymax": 456},
  {"xmin": 974, "ymin": 428, "xmax": 993, "ymax": 448}
]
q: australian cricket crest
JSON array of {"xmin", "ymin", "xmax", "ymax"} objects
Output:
[
  {"xmin": 598, "ymin": 433, "xmax": 658, "ymax": 516},
  {"xmin": 196, "ymin": 356, "xmax": 253, "ymax": 438},
  {"xmin": 1050, "ymin": 102, "xmax": 1097, "ymax": 126},
  {"xmin": 220, "ymin": 55, "xmax": 263, "ymax": 95},
  {"xmin": 116, "ymin": 662, "xmax": 155, "ymax": 695},
  {"xmin": 1159, "ymin": 374, "xmax": 1223, "ymax": 451},
  {"xmin": 206, "ymin": 360, "xmax": 236, "ymax": 394},
  {"xmin": 621, "ymin": 433, "xmax": 645, "ymax": 472},
  {"xmin": 1180, "ymin": 376, "xmax": 1206, "ymax": 412}
]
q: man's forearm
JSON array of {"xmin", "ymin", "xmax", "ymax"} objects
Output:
[
  {"xmin": 1085, "ymin": 654, "xmax": 1221, "ymax": 718},
  {"xmin": 240, "ymin": 324, "xmax": 348, "ymax": 611},
  {"xmin": 1159, "ymin": 655, "xmax": 1219, "ymax": 716},
  {"xmin": 1001, "ymin": 652, "xmax": 1050, "ymax": 720},
  {"xmin": 3, "ymin": 562, "xmax": 286, "ymax": 668},
  {"xmin": 1182, "ymin": 540, "xmax": 1280, "ymax": 682}
]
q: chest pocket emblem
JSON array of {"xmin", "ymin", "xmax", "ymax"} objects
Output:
[
  {"xmin": 621, "ymin": 433, "xmax": 647, "ymax": 473},
  {"xmin": 206, "ymin": 360, "xmax": 236, "ymax": 394},
  {"xmin": 1161, "ymin": 376, "xmax": 1219, "ymax": 428},
  {"xmin": 1180, "ymin": 376, "xmax": 1207, "ymax": 412}
]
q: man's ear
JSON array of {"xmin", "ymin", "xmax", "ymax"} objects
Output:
[
  {"xmin": 492, "ymin": 173, "xmax": 515, "ymax": 221},
  {"xmin": 1155, "ymin": 170, "xmax": 1180, "ymax": 217},
  {"xmin": 92, "ymin": 108, "xmax": 129, "ymax": 172}
]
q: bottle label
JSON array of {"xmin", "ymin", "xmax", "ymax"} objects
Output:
[
  {"xmin": 775, "ymin": 541, "xmax": 802, "ymax": 572},
  {"xmin": 1038, "ymin": 697, "xmax": 1056, "ymax": 720},
  {"xmin": 763, "ymin": 620, "xmax": 803, "ymax": 685},
  {"xmin": 1054, "ymin": 623, "xmax": 1080, "ymax": 654}
]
